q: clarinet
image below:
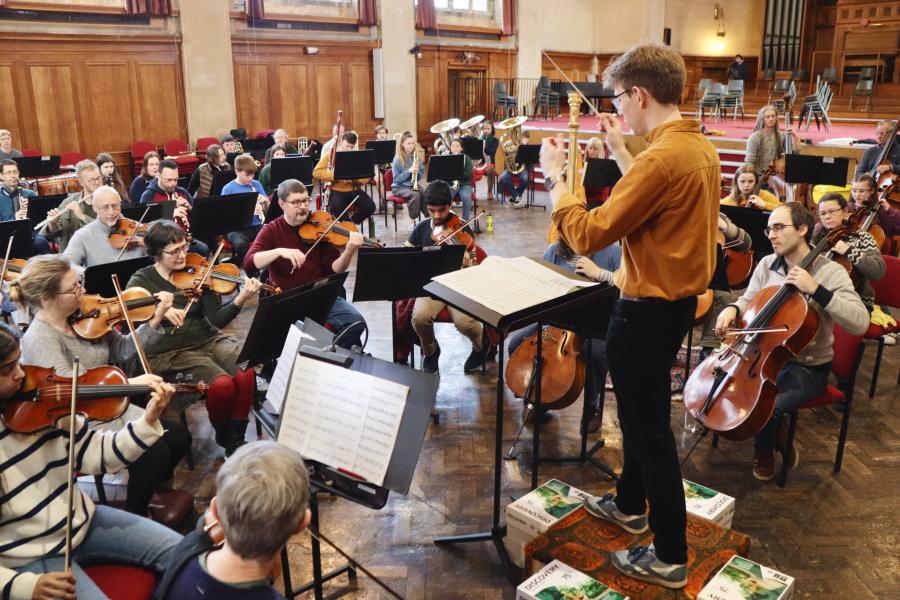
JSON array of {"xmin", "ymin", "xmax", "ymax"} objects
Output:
[{"xmin": 171, "ymin": 191, "xmax": 194, "ymax": 242}]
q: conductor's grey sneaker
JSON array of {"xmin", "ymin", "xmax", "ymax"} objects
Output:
[
  {"xmin": 582, "ymin": 493, "xmax": 648, "ymax": 534},
  {"xmin": 610, "ymin": 544, "xmax": 687, "ymax": 589}
]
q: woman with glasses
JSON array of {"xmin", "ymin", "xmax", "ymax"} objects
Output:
[
  {"xmin": 7, "ymin": 254, "xmax": 192, "ymax": 522},
  {"xmin": 127, "ymin": 219, "xmax": 262, "ymax": 456}
]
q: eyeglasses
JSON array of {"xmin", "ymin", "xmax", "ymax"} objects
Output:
[
  {"xmin": 162, "ymin": 244, "xmax": 189, "ymax": 256},
  {"xmin": 818, "ymin": 207, "xmax": 843, "ymax": 218},
  {"xmin": 95, "ymin": 203, "xmax": 121, "ymax": 212},
  {"xmin": 611, "ymin": 89, "xmax": 632, "ymax": 111},
  {"xmin": 84, "ymin": 176, "xmax": 103, "ymax": 185},
  {"xmin": 282, "ymin": 198, "xmax": 310, "ymax": 206},
  {"xmin": 764, "ymin": 224, "xmax": 795, "ymax": 236},
  {"xmin": 59, "ymin": 277, "xmax": 84, "ymax": 295}
]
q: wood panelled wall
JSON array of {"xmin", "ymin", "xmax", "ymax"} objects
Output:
[
  {"xmin": 415, "ymin": 45, "xmax": 515, "ymax": 143},
  {"xmin": 232, "ymin": 40, "xmax": 379, "ymax": 144},
  {"xmin": 0, "ymin": 34, "xmax": 187, "ymax": 167}
]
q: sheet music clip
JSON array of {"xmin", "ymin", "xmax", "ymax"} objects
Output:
[{"xmin": 298, "ymin": 343, "xmax": 354, "ymax": 368}]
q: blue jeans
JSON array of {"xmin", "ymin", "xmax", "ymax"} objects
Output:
[
  {"xmin": 455, "ymin": 185, "xmax": 473, "ymax": 220},
  {"xmin": 14, "ymin": 505, "xmax": 181, "ymax": 600},
  {"xmin": 498, "ymin": 170, "xmax": 529, "ymax": 199},
  {"xmin": 326, "ymin": 296, "xmax": 366, "ymax": 349},
  {"xmin": 754, "ymin": 362, "xmax": 830, "ymax": 451}
]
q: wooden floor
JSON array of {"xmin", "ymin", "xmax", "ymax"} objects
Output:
[{"xmin": 170, "ymin": 188, "xmax": 900, "ymax": 599}]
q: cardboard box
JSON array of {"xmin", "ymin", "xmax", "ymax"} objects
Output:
[
  {"xmin": 684, "ymin": 479, "xmax": 735, "ymax": 530},
  {"xmin": 506, "ymin": 479, "xmax": 590, "ymax": 540},
  {"xmin": 698, "ymin": 555, "xmax": 794, "ymax": 600},
  {"xmin": 517, "ymin": 560, "xmax": 628, "ymax": 600}
]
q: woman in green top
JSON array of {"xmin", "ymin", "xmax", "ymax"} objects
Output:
[
  {"xmin": 127, "ymin": 219, "xmax": 262, "ymax": 455},
  {"xmin": 449, "ymin": 137, "xmax": 475, "ymax": 220},
  {"xmin": 258, "ymin": 144, "xmax": 287, "ymax": 196}
]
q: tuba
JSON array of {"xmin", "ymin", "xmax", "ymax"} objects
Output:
[
  {"xmin": 430, "ymin": 118, "xmax": 461, "ymax": 156},
  {"xmin": 496, "ymin": 115, "xmax": 528, "ymax": 175},
  {"xmin": 459, "ymin": 115, "xmax": 489, "ymax": 175}
]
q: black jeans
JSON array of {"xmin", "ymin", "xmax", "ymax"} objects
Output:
[
  {"xmin": 329, "ymin": 189, "xmax": 375, "ymax": 225},
  {"xmin": 607, "ymin": 296, "xmax": 694, "ymax": 565},
  {"xmin": 125, "ymin": 418, "xmax": 192, "ymax": 515},
  {"xmin": 226, "ymin": 224, "xmax": 262, "ymax": 267}
]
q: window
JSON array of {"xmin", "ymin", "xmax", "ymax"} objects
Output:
[{"xmin": 434, "ymin": 0, "xmax": 492, "ymax": 14}]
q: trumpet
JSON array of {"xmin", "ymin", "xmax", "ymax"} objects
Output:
[{"xmin": 412, "ymin": 152, "xmax": 420, "ymax": 192}]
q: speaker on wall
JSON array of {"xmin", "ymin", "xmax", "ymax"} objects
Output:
[
  {"xmin": 663, "ymin": 28, "xmax": 672, "ymax": 46},
  {"xmin": 373, "ymin": 48, "xmax": 385, "ymax": 119}
]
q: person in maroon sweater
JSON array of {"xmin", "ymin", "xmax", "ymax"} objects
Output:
[{"xmin": 244, "ymin": 179, "xmax": 366, "ymax": 349}]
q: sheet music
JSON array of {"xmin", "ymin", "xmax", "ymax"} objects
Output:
[
  {"xmin": 263, "ymin": 325, "xmax": 317, "ymax": 414},
  {"xmin": 430, "ymin": 256, "xmax": 596, "ymax": 316},
  {"xmin": 277, "ymin": 356, "xmax": 408, "ymax": 486}
]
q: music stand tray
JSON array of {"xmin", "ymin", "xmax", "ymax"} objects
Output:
[
  {"xmin": 270, "ymin": 156, "xmax": 314, "ymax": 188},
  {"xmin": 364, "ymin": 140, "xmax": 396, "ymax": 165},
  {"xmin": 121, "ymin": 200, "xmax": 175, "ymax": 223},
  {"xmin": 83, "ymin": 256, "xmax": 153, "ymax": 296},
  {"xmin": 784, "ymin": 154, "xmax": 849, "ymax": 186},
  {"xmin": 461, "ymin": 137, "xmax": 485, "ymax": 163},
  {"xmin": 26, "ymin": 194, "xmax": 67, "ymax": 226},
  {"xmin": 583, "ymin": 158, "xmax": 622, "ymax": 188},
  {"xmin": 333, "ymin": 150, "xmax": 376, "ymax": 181},
  {"xmin": 515, "ymin": 144, "xmax": 540, "ymax": 167},
  {"xmin": 190, "ymin": 192, "xmax": 257, "ymax": 243},
  {"xmin": 426, "ymin": 154, "xmax": 465, "ymax": 183},
  {"xmin": 0, "ymin": 219, "xmax": 35, "ymax": 258},
  {"xmin": 210, "ymin": 169, "xmax": 237, "ymax": 196},
  {"xmin": 17, "ymin": 156, "xmax": 61, "ymax": 179}
]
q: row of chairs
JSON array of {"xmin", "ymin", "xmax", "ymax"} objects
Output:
[{"xmin": 697, "ymin": 79, "xmax": 746, "ymax": 121}]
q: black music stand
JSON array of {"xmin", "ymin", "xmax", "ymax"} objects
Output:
[
  {"xmin": 461, "ymin": 136, "xmax": 485, "ymax": 163},
  {"xmin": 0, "ymin": 219, "xmax": 35, "ymax": 258},
  {"xmin": 83, "ymin": 256, "xmax": 153, "ymax": 296},
  {"xmin": 210, "ymin": 169, "xmax": 237, "ymax": 196},
  {"xmin": 784, "ymin": 154, "xmax": 850, "ymax": 186},
  {"xmin": 719, "ymin": 205, "xmax": 773, "ymax": 259},
  {"xmin": 583, "ymin": 158, "xmax": 622, "ymax": 188},
  {"xmin": 190, "ymin": 192, "xmax": 257, "ymax": 246},
  {"xmin": 121, "ymin": 200, "xmax": 175, "ymax": 223},
  {"xmin": 427, "ymin": 154, "xmax": 464, "ymax": 183},
  {"xmin": 364, "ymin": 140, "xmax": 396, "ymax": 166},
  {"xmin": 270, "ymin": 156, "xmax": 314, "ymax": 188},
  {"xmin": 515, "ymin": 144, "xmax": 542, "ymax": 209},
  {"xmin": 225, "ymin": 152, "xmax": 240, "ymax": 168},
  {"xmin": 26, "ymin": 194, "xmax": 66, "ymax": 226},
  {"xmin": 333, "ymin": 150, "xmax": 376, "ymax": 181},
  {"xmin": 17, "ymin": 156, "xmax": 61, "ymax": 179},
  {"xmin": 424, "ymin": 258, "xmax": 616, "ymax": 580}
]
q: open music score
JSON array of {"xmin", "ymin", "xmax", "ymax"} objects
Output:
[
  {"xmin": 430, "ymin": 256, "xmax": 597, "ymax": 317},
  {"xmin": 277, "ymin": 355, "xmax": 409, "ymax": 486}
]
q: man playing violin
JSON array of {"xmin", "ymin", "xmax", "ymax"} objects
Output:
[
  {"xmin": 403, "ymin": 180, "xmax": 485, "ymax": 374},
  {"xmin": 63, "ymin": 186, "xmax": 146, "ymax": 269},
  {"xmin": 244, "ymin": 179, "xmax": 366, "ymax": 350},
  {"xmin": 715, "ymin": 203, "xmax": 869, "ymax": 481}
]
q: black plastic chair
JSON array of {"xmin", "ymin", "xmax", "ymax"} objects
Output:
[
  {"xmin": 534, "ymin": 76, "xmax": 559, "ymax": 120},
  {"xmin": 492, "ymin": 81, "xmax": 517, "ymax": 120}
]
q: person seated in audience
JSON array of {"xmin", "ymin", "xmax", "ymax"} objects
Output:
[
  {"xmin": 727, "ymin": 54, "xmax": 747, "ymax": 80},
  {"xmin": 0, "ymin": 159, "xmax": 51, "ymax": 254},
  {"xmin": 221, "ymin": 153, "xmax": 269, "ymax": 266},
  {"xmin": 9, "ymin": 255, "xmax": 192, "ymax": 524},
  {"xmin": 855, "ymin": 120, "xmax": 900, "ymax": 178},
  {"xmin": 715, "ymin": 203, "xmax": 869, "ymax": 481},
  {"xmin": 0, "ymin": 321, "xmax": 181, "ymax": 600},
  {"xmin": 272, "ymin": 128, "xmax": 298, "ymax": 154},
  {"xmin": 313, "ymin": 131, "xmax": 376, "ymax": 225},
  {"xmin": 0, "ymin": 129, "xmax": 23, "ymax": 161},
  {"xmin": 220, "ymin": 134, "xmax": 238, "ymax": 155},
  {"xmin": 497, "ymin": 130, "xmax": 531, "ymax": 205},
  {"xmin": 745, "ymin": 105, "xmax": 801, "ymax": 185},
  {"xmin": 130, "ymin": 150, "xmax": 160, "ymax": 203},
  {"xmin": 188, "ymin": 144, "xmax": 230, "ymax": 199},
  {"xmin": 391, "ymin": 131, "xmax": 426, "ymax": 219},
  {"xmin": 258, "ymin": 144, "xmax": 286, "ymax": 196},
  {"xmin": 96, "ymin": 152, "xmax": 130, "ymax": 206},
  {"xmin": 156, "ymin": 441, "xmax": 311, "ymax": 600},
  {"xmin": 63, "ymin": 186, "xmax": 145, "ymax": 269},
  {"xmin": 140, "ymin": 159, "xmax": 209, "ymax": 257},
  {"xmin": 721, "ymin": 164, "xmax": 781, "ymax": 210},
  {"xmin": 480, "ymin": 120, "xmax": 499, "ymax": 201},
  {"xmin": 852, "ymin": 173, "xmax": 900, "ymax": 240},
  {"xmin": 128, "ymin": 220, "xmax": 262, "ymax": 456},
  {"xmin": 404, "ymin": 180, "xmax": 485, "ymax": 374},
  {"xmin": 244, "ymin": 179, "xmax": 367, "ymax": 350},
  {"xmin": 41, "ymin": 159, "xmax": 104, "ymax": 252},
  {"xmin": 449, "ymin": 137, "xmax": 475, "ymax": 220}
]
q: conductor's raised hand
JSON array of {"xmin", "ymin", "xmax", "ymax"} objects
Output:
[
  {"xmin": 539, "ymin": 135, "xmax": 566, "ymax": 179},
  {"xmin": 598, "ymin": 113, "xmax": 626, "ymax": 155}
]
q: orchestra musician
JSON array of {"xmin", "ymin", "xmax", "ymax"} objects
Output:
[
  {"xmin": 220, "ymin": 153, "xmax": 269, "ymax": 267},
  {"xmin": 404, "ymin": 180, "xmax": 486, "ymax": 374},
  {"xmin": 375, "ymin": 124, "xmax": 389, "ymax": 141},
  {"xmin": 96, "ymin": 153, "xmax": 129, "ymax": 207},
  {"xmin": 129, "ymin": 151, "xmax": 160, "ymax": 204},
  {"xmin": 852, "ymin": 174, "xmax": 900, "ymax": 239},
  {"xmin": 187, "ymin": 144, "xmax": 231, "ymax": 199},
  {"xmin": 855, "ymin": 120, "xmax": 900, "ymax": 178},
  {"xmin": 745, "ymin": 105, "xmax": 801, "ymax": 184},
  {"xmin": 539, "ymin": 43, "xmax": 719, "ymax": 588},
  {"xmin": 313, "ymin": 131, "xmax": 376, "ymax": 225},
  {"xmin": 391, "ymin": 132, "xmax": 426, "ymax": 219},
  {"xmin": 0, "ymin": 158, "xmax": 52, "ymax": 254},
  {"xmin": 0, "ymin": 321, "xmax": 181, "ymax": 600},
  {"xmin": 449, "ymin": 138, "xmax": 475, "ymax": 221},
  {"xmin": 220, "ymin": 135, "xmax": 238, "ymax": 155},
  {"xmin": 244, "ymin": 179, "xmax": 367, "ymax": 350},
  {"xmin": 8, "ymin": 255, "xmax": 192, "ymax": 523},
  {"xmin": 720, "ymin": 164, "xmax": 781, "ymax": 210},
  {"xmin": 63, "ymin": 186, "xmax": 145, "ymax": 269},
  {"xmin": 139, "ymin": 159, "xmax": 210, "ymax": 257},
  {"xmin": 497, "ymin": 130, "xmax": 531, "ymax": 205},
  {"xmin": 319, "ymin": 121, "xmax": 346, "ymax": 162},
  {"xmin": 41, "ymin": 159, "xmax": 104, "ymax": 252},
  {"xmin": 480, "ymin": 120, "xmax": 499, "ymax": 201},
  {"xmin": 582, "ymin": 136, "xmax": 610, "ymax": 209},
  {"xmin": 0, "ymin": 129, "xmax": 23, "ymax": 161},
  {"xmin": 715, "ymin": 203, "xmax": 869, "ymax": 481},
  {"xmin": 272, "ymin": 128, "xmax": 298, "ymax": 154},
  {"xmin": 127, "ymin": 220, "xmax": 261, "ymax": 456},
  {"xmin": 258, "ymin": 144, "xmax": 286, "ymax": 196}
]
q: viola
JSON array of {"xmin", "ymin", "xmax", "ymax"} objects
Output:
[
  {"xmin": 721, "ymin": 229, "xmax": 755, "ymax": 290},
  {"xmin": 431, "ymin": 212, "xmax": 485, "ymax": 265},
  {"xmin": 108, "ymin": 217, "xmax": 148, "ymax": 249},
  {"xmin": 68, "ymin": 287, "xmax": 159, "ymax": 341},
  {"xmin": 298, "ymin": 211, "xmax": 382, "ymax": 248},
  {"xmin": 0, "ymin": 257, "xmax": 26, "ymax": 282},
  {"xmin": 1, "ymin": 365, "xmax": 207, "ymax": 434},
  {"xmin": 505, "ymin": 326, "xmax": 586, "ymax": 411},
  {"xmin": 683, "ymin": 221, "xmax": 854, "ymax": 440},
  {"xmin": 170, "ymin": 253, "xmax": 281, "ymax": 296}
]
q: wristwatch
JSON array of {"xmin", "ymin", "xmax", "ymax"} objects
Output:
[{"xmin": 544, "ymin": 174, "xmax": 563, "ymax": 192}]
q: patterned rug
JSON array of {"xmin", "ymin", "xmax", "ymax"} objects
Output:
[{"xmin": 525, "ymin": 508, "xmax": 751, "ymax": 600}]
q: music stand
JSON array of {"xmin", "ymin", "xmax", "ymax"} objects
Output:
[
  {"xmin": 17, "ymin": 156, "xmax": 61, "ymax": 179},
  {"xmin": 210, "ymin": 169, "xmax": 237, "ymax": 196},
  {"xmin": 0, "ymin": 219, "xmax": 35, "ymax": 258},
  {"xmin": 333, "ymin": 150, "xmax": 376, "ymax": 181},
  {"xmin": 461, "ymin": 136, "xmax": 485, "ymax": 163},
  {"xmin": 270, "ymin": 156, "xmax": 314, "ymax": 188},
  {"xmin": 784, "ymin": 154, "xmax": 850, "ymax": 186},
  {"xmin": 719, "ymin": 204, "xmax": 773, "ymax": 259},
  {"xmin": 515, "ymin": 144, "xmax": 542, "ymax": 209},
  {"xmin": 583, "ymin": 158, "xmax": 622, "ymax": 188},
  {"xmin": 121, "ymin": 200, "xmax": 175, "ymax": 223},
  {"xmin": 364, "ymin": 140, "xmax": 396, "ymax": 165},
  {"xmin": 83, "ymin": 256, "xmax": 153, "ymax": 296},
  {"xmin": 225, "ymin": 152, "xmax": 240, "ymax": 168},
  {"xmin": 426, "ymin": 154, "xmax": 465, "ymax": 183},
  {"xmin": 190, "ymin": 192, "xmax": 257, "ymax": 245},
  {"xmin": 424, "ymin": 258, "xmax": 617, "ymax": 580},
  {"xmin": 26, "ymin": 194, "xmax": 66, "ymax": 226}
]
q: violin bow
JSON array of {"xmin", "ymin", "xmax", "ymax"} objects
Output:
[
  {"xmin": 542, "ymin": 51, "xmax": 606, "ymax": 120},
  {"xmin": 435, "ymin": 211, "xmax": 486, "ymax": 246},
  {"xmin": 111, "ymin": 274, "xmax": 153, "ymax": 375},
  {"xmin": 290, "ymin": 195, "xmax": 359, "ymax": 275},
  {"xmin": 0, "ymin": 236, "xmax": 14, "ymax": 286},
  {"xmin": 63, "ymin": 356, "xmax": 80, "ymax": 574},
  {"xmin": 171, "ymin": 240, "xmax": 226, "ymax": 335},
  {"xmin": 115, "ymin": 206, "xmax": 151, "ymax": 262}
]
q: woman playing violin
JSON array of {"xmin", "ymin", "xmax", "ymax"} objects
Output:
[
  {"xmin": 720, "ymin": 165, "xmax": 781, "ymax": 210},
  {"xmin": 128, "ymin": 220, "xmax": 261, "ymax": 455},
  {"xmin": 62, "ymin": 186, "xmax": 146, "ymax": 270},
  {"xmin": 8, "ymin": 254, "xmax": 192, "ymax": 520},
  {"xmin": 0, "ymin": 321, "xmax": 181, "ymax": 600}
]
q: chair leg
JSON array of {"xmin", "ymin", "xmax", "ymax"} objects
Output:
[
  {"xmin": 94, "ymin": 474, "xmax": 108, "ymax": 505},
  {"xmin": 777, "ymin": 411, "xmax": 799, "ymax": 488},
  {"xmin": 834, "ymin": 393, "xmax": 853, "ymax": 473},
  {"xmin": 179, "ymin": 410, "xmax": 195, "ymax": 470},
  {"xmin": 868, "ymin": 338, "xmax": 885, "ymax": 398}
]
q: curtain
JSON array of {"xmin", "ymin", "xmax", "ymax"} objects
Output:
[
  {"xmin": 501, "ymin": 0, "xmax": 516, "ymax": 36},
  {"xmin": 125, "ymin": 0, "xmax": 172, "ymax": 16},
  {"xmin": 359, "ymin": 0, "xmax": 377, "ymax": 26},
  {"xmin": 247, "ymin": 0, "xmax": 265, "ymax": 19},
  {"xmin": 415, "ymin": 0, "xmax": 436, "ymax": 30}
]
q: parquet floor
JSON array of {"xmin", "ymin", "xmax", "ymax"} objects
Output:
[{"xmin": 171, "ymin": 190, "xmax": 900, "ymax": 599}]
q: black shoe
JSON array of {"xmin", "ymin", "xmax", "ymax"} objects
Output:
[
  {"xmin": 509, "ymin": 196, "xmax": 520, "ymax": 205},
  {"xmin": 210, "ymin": 420, "xmax": 227, "ymax": 448},
  {"xmin": 463, "ymin": 347, "xmax": 486, "ymax": 373},
  {"xmin": 224, "ymin": 418, "xmax": 249, "ymax": 457},
  {"xmin": 423, "ymin": 347, "xmax": 441, "ymax": 373}
]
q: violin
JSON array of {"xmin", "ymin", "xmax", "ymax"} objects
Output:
[
  {"xmin": 68, "ymin": 287, "xmax": 160, "ymax": 341},
  {"xmin": 505, "ymin": 326, "xmax": 586, "ymax": 411},
  {"xmin": 298, "ymin": 211, "xmax": 382, "ymax": 248},
  {"xmin": 870, "ymin": 118, "xmax": 900, "ymax": 211},
  {"xmin": 1, "ymin": 365, "xmax": 207, "ymax": 434},
  {"xmin": 108, "ymin": 217, "xmax": 148, "ymax": 249},
  {"xmin": 431, "ymin": 211, "xmax": 484, "ymax": 264},
  {"xmin": 170, "ymin": 253, "xmax": 281, "ymax": 296},
  {"xmin": 683, "ymin": 221, "xmax": 855, "ymax": 440},
  {"xmin": 0, "ymin": 257, "xmax": 26, "ymax": 282}
]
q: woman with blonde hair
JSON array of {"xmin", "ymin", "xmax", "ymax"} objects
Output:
[
  {"xmin": 745, "ymin": 105, "xmax": 801, "ymax": 184},
  {"xmin": 391, "ymin": 131, "xmax": 426, "ymax": 219}
]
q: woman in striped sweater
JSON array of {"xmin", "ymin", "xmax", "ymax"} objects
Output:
[{"xmin": 0, "ymin": 323, "xmax": 181, "ymax": 600}]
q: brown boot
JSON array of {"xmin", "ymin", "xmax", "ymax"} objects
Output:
[
  {"xmin": 775, "ymin": 418, "xmax": 800, "ymax": 469},
  {"xmin": 752, "ymin": 448, "xmax": 776, "ymax": 481}
]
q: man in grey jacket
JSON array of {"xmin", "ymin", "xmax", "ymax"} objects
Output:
[
  {"xmin": 715, "ymin": 203, "xmax": 869, "ymax": 482},
  {"xmin": 63, "ymin": 186, "xmax": 145, "ymax": 270}
]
